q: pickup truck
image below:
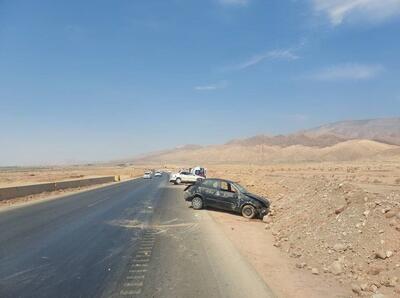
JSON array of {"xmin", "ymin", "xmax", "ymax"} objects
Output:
[{"xmin": 169, "ymin": 171, "xmax": 204, "ymax": 185}]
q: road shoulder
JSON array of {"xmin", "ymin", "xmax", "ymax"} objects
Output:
[{"xmin": 208, "ymin": 210, "xmax": 349, "ymax": 298}]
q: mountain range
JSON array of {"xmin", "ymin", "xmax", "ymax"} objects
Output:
[{"xmin": 132, "ymin": 117, "xmax": 400, "ymax": 164}]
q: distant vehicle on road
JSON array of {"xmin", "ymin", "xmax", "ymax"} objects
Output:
[
  {"xmin": 154, "ymin": 171, "xmax": 162, "ymax": 177},
  {"xmin": 184, "ymin": 178, "xmax": 270, "ymax": 219},
  {"xmin": 169, "ymin": 171, "xmax": 204, "ymax": 185},
  {"xmin": 143, "ymin": 171, "xmax": 152, "ymax": 179}
]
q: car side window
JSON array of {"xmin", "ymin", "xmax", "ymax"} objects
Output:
[
  {"xmin": 220, "ymin": 181, "xmax": 229, "ymax": 192},
  {"xmin": 220, "ymin": 181, "xmax": 236, "ymax": 193},
  {"xmin": 202, "ymin": 180, "xmax": 218, "ymax": 189}
]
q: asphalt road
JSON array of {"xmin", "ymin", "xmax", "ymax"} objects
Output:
[{"xmin": 0, "ymin": 175, "xmax": 274, "ymax": 298}]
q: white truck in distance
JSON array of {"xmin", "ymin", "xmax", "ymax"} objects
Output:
[{"xmin": 169, "ymin": 171, "xmax": 204, "ymax": 185}]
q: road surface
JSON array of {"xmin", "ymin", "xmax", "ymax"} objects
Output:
[{"xmin": 0, "ymin": 175, "xmax": 275, "ymax": 297}]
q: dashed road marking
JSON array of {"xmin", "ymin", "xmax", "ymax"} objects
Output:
[
  {"xmin": 131, "ymin": 263, "xmax": 148, "ymax": 267},
  {"xmin": 120, "ymin": 289, "xmax": 141, "ymax": 295},
  {"xmin": 119, "ymin": 231, "xmax": 158, "ymax": 296},
  {"xmin": 124, "ymin": 282, "xmax": 144, "ymax": 287},
  {"xmin": 129, "ymin": 269, "xmax": 147, "ymax": 273},
  {"xmin": 136, "ymin": 252, "xmax": 151, "ymax": 256},
  {"xmin": 126, "ymin": 275, "xmax": 145, "ymax": 280}
]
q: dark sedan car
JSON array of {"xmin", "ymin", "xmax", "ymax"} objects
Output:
[{"xmin": 184, "ymin": 178, "xmax": 270, "ymax": 219}]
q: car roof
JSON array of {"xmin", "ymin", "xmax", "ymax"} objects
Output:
[{"xmin": 201, "ymin": 178, "xmax": 236, "ymax": 184}]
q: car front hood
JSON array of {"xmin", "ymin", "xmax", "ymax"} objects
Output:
[{"xmin": 244, "ymin": 193, "xmax": 270, "ymax": 207}]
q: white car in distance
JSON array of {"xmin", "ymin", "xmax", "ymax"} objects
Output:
[
  {"xmin": 143, "ymin": 172, "xmax": 152, "ymax": 179},
  {"xmin": 169, "ymin": 171, "xmax": 204, "ymax": 185},
  {"xmin": 154, "ymin": 171, "xmax": 162, "ymax": 177}
]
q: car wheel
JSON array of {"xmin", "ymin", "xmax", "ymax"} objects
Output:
[
  {"xmin": 191, "ymin": 196, "xmax": 203, "ymax": 210},
  {"xmin": 175, "ymin": 178, "xmax": 182, "ymax": 185},
  {"xmin": 241, "ymin": 204, "xmax": 256, "ymax": 219}
]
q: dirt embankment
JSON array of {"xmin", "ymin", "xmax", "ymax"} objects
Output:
[{"xmin": 208, "ymin": 162, "xmax": 400, "ymax": 297}]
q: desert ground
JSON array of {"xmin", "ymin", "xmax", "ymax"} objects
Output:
[
  {"xmin": 206, "ymin": 160, "xmax": 400, "ymax": 297},
  {"xmin": 2, "ymin": 159, "xmax": 400, "ymax": 297}
]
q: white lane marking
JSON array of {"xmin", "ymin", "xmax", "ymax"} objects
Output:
[
  {"xmin": 120, "ymin": 289, "xmax": 141, "ymax": 295},
  {"xmin": 161, "ymin": 218, "xmax": 179, "ymax": 224},
  {"xmin": 126, "ymin": 275, "xmax": 145, "ymax": 280},
  {"xmin": 131, "ymin": 263, "xmax": 148, "ymax": 267},
  {"xmin": 124, "ymin": 282, "xmax": 144, "ymax": 287},
  {"xmin": 136, "ymin": 254, "xmax": 151, "ymax": 258},
  {"xmin": 136, "ymin": 250, "xmax": 151, "ymax": 253},
  {"xmin": 129, "ymin": 269, "xmax": 147, "ymax": 273}
]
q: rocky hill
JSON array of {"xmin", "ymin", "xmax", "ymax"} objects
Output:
[
  {"xmin": 227, "ymin": 134, "xmax": 347, "ymax": 148},
  {"xmin": 132, "ymin": 118, "xmax": 400, "ymax": 164},
  {"xmin": 302, "ymin": 118, "xmax": 400, "ymax": 145},
  {"xmin": 134, "ymin": 140, "xmax": 399, "ymax": 164}
]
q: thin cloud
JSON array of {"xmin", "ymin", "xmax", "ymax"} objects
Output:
[
  {"xmin": 312, "ymin": 0, "xmax": 400, "ymax": 26},
  {"xmin": 194, "ymin": 80, "xmax": 228, "ymax": 91},
  {"xmin": 235, "ymin": 49, "xmax": 299, "ymax": 70},
  {"xmin": 218, "ymin": 0, "xmax": 250, "ymax": 6},
  {"xmin": 307, "ymin": 63, "xmax": 384, "ymax": 81}
]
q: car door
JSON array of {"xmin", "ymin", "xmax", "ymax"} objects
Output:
[
  {"xmin": 198, "ymin": 180, "xmax": 220, "ymax": 207},
  {"xmin": 214, "ymin": 181, "xmax": 239, "ymax": 211},
  {"xmin": 186, "ymin": 173, "xmax": 197, "ymax": 182},
  {"xmin": 179, "ymin": 172, "xmax": 189, "ymax": 182}
]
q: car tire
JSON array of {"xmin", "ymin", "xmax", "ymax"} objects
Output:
[
  {"xmin": 241, "ymin": 204, "xmax": 256, "ymax": 219},
  {"xmin": 191, "ymin": 196, "xmax": 203, "ymax": 210},
  {"xmin": 175, "ymin": 178, "xmax": 182, "ymax": 185}
]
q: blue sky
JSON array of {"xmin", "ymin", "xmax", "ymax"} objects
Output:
[{"xmin": 1, "ymin": 0, "xmax": 400, "ymax": 165}]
